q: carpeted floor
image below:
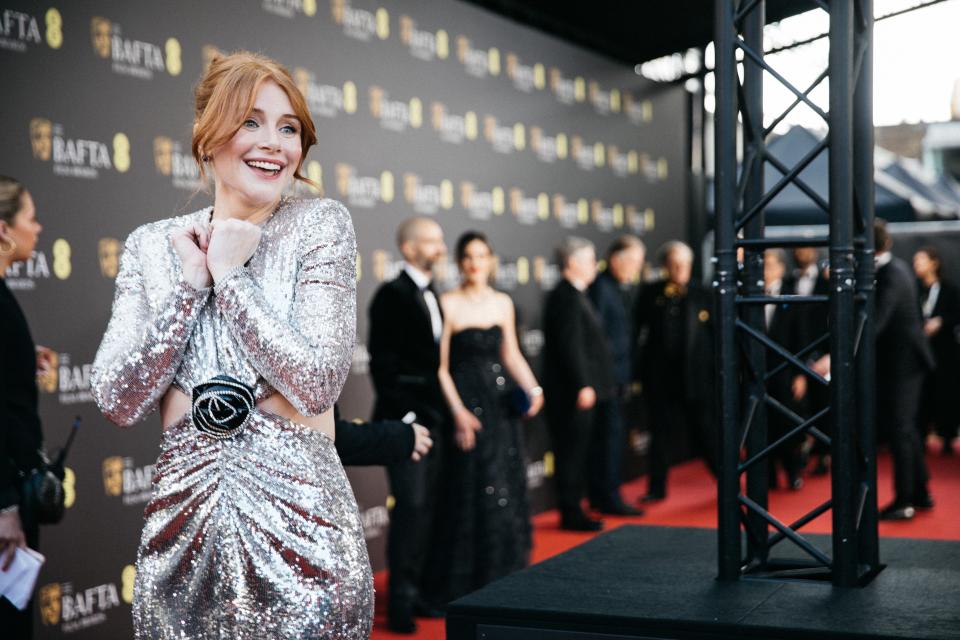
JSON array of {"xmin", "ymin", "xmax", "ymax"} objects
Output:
[{"xmin": 370, "ymin": 447, "xmax": 960, "ymax": 639}]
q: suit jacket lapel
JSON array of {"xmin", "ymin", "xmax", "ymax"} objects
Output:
[{"xmin": 399, "ymin": 270, "xmax": 436, "ymax": 343}]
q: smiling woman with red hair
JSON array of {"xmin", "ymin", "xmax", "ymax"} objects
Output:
[{"xmin": 91, "ymin": 52, "xmax": 372, "ymax": 639}]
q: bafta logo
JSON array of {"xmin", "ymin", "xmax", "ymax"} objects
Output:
[
  {"xmin": 368, "ymin": 86, "xmax": 383, "ymax": 119},
  {"xmin": 99, "ymin": 237, "xmax": 121, "ymax": 278},
  {"xmin": 372, "ymin": 250, "xmax": 389, "ymax": 282},
  {"xmin": 303, "ymin": 0, "xmax": 317, "ymax": 17},
  {"xmin": 403, "ymin": 173, "xmax": 419, "ymax": 204},
  {"xmin": 30, "ymin": 118, "xmax": 52, "ymax": 161},
  {"xmin": 409, "ymin": 98, "xmax": 422, "ymax": 128},
  {"xmin": 330, "ymin": 0, "xmax": 345, "ymax": 24},
  {"xmin": 293, "ymin": 68, "xmax": 311, "ymax": 98},
  {"xmin": 153, "ymin": 137, "xmax": 173, "ymax": 176},
  {"xmin": 399, "ymin": 15, "xmax": 413, "ymax": 45},
  {"xmin": 37, "ymin": 351, "xmax": 59, "ymax": 394},
  {"xmin": 202, "ymin": 44, "xmax": 222, "ymax": 70},
  {"xmin": 375, "ymin": 8, "xmax": 389, "ymax": 40},
  {"xmin": 39, "ymin": 583, "xmax": 62, "ymax": 626},
  {"xmin": 380, "ymin": 171, "xmax": 394, "ymax": 203},
  {"xmin": 431, "ymin": 102, "xmax": 445, "ymax": 131},
  {"xmin": 335, "ymin": 163, "xmax": 352, "ymax": 196},
  {"xmin": 113, "ymin": 133, "xmax": 131, "ymax": 173},
  {"xmin": 165, "ymin": 38, "xmax": 182, "ymax": 76},
  {"xmin": 90, "ymin": 17, "xmax": 111, "ymax": 58},
  {"xmin": 102, "ymin": 457, "xmax": 124, "ymax": 497},
  {"xmin": 460, "ymin": 181, "xmax": 474, "ymax": 209},
  {"xmin": 342, "ymin": 81, "xmax": 357, "ymax": 113}
]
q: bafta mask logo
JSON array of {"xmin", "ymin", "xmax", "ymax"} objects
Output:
[
  {"xmin": 571, "ymin": 136, "xmax": 583, "ymax": 158},
  {"xmin": 90, "ymin": 17, "xmax": 112, "ymax": 58},
  {"xmin": 589, "ymin": 80, "xmax": 599, "ymax": 103},
  {"xmin": 121, "ymin": 565, "xmax": 136, "ymax": 604},
  {"xmin": 549, "ymin": 67, "xmax": 561, "ymax": 91},
  {"xmin": 492, "ymin": 187, "xmax": 504, "ymax": 215},
  {"xmin": 509, "ymin": 188, "xmax": 522, "ymax": 215},
  {"xmin": 610, "ymin": 88, "xmax": 621, "ymax": 112},
  {"xmin": 30, "ymin": 118, "xmax": 52, "ymax": 161},
  {"xmin": 530, "ymin": 126, "xmax": 542, "ymax": 149},
  {"xmin": 506, "ymin": 53, "xmax": 518, "ymax": 79},
  {"xmin": 513, "ymin": 123, "xmax": 525, "ymax": 151},
  {"xmin": 375, "ymin": 8, "xmax": 389, "ymax": 40},
  {"xmin": 431, "ymin": 102, "xmax": 445, "ymax": 131},
  {"xmin": 403, "ymin": 173, "xmax": 419, "ymax": 204},
  {"xmin": 591, "ymin": 199, "xmax": 602, "ymax": 223},
  {"xmin": 436, "ymin": 30, "xmax": 449, "ymax": 59},
  {"xmin": 372, "ymin": 250, "xmax": 389, "ymax": 282},
  {"xmin": 460, "ymin": 181, "xmax": 474, "ymax": 209},
  {"xmin": 534, "ymin": 256, "xmax": 547, "ymax": 284},
  {"xmin": 534, "ymin": 63, "xmax": 545, "ymax": 89},
  {"xmin": 556, "ymin": 133, "xmax": 568, "ymax": 159},
  {"xmin": 537, "ymin": 193, "xmax": 550, "ymax": 220},
  {"xmin": 552, "ymin": 194, "xmax": 565, "ymax": 218},
  {"xmin": 99, "ymin": 237, "xmax": 121, "ymax": 278},
  {"xmin": 440, "ymin": 179, "xmax": 454, "ymax": 210},
  {"xmin": 293, "ymin": 68, "xmax": 311, "ymax": 97},
  {"xmin": 153, "ymin": 137, "xmax": 173, "ymax": 176},
  {"xmin": 409, "ymin": 97, "xmax": 422, "ymax": 128},
  {"xmin": 37, "ymin": 351, "xmax": 59, "ymax": 394},
  {"xmin": 399, "ymin": 15, "xmax": 413, "ymax": 45},
  {"xmin": 335, "ymin": 163, "xmax": 352, "ymax": 196},
  {"xmin": 368, "ymin": 86, "xmax": 383, "ymax": 119},
  {"xmin": 487, "ymin": 48, "xmax": 500, "ymax": 75},
  {"xmin": 39, "ymin": 583, "xmax": 62, "ymax": 626},
  {"xmin": 593, "ymin": 142, "xmax": 605, "ymax": 167},
  {"xmin": 102, "ymin": 456, "xmax": 124, "ymax": 497},
  {"xmin": 303, "ymin": 0, "xmax": 318, "ymax": 17},
  {"xmin": 45, "ymin": 8, "xmax": 63, "ymax": 50},
  {"xmin": 330, "ymin": 0, "xmax": 345, "ymax": 24},
  {"xmin": 202, "ymin": 44, "xmax": 222, "ymax": 70},
  {"xmin": 464, "ymin": 111, "xmax": 478, "ymax": 140},
  {"xmin": 483, "ymin": 116, "xmax": 496, "ymax": 142}
]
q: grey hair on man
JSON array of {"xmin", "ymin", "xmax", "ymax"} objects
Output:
[
  {"xmin": 556, "ymin": 236, "xmax": 595, "ymax": 268},
  {"xmin": 658, "ymin": 240, "xmax": 693, "ymax": 265}
]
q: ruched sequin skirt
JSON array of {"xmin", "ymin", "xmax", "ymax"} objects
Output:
[{"xmin": 132, "ymin": 410, "xmax": 373, "ymax": 639}]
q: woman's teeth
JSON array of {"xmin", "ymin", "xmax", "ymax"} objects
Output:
[{"xmin": 246, "ymin": 160, "xmax": 282, "ymax": 174}]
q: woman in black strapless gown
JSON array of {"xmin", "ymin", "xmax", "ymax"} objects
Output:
[{"xmin": 426, "ymin": 231, "xmax": 544, "ymax": 604}]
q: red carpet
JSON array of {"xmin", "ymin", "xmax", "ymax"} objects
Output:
[{"xmin": 370, "ymin": 448, "xmax": 960, "ymax": 639}]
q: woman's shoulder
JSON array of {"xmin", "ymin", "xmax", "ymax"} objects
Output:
[
  {"xmin": 280, "ymin": 197, "xmax": 352, "ymax": 225},
  {"xmin": 124, "ymin": 208, "xmax": 211, "ymax": 247}
]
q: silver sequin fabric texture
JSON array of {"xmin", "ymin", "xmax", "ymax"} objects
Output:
[{"xmin": 91, "ymin": 198, "xmax": 373, "ymax": 639}]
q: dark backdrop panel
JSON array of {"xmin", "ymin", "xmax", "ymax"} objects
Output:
[{"xmin": 1, "ymin": 1, "xmax": 686, "ymax": 636}]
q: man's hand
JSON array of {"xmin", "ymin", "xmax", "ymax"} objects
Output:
[
  {"xmin": 0, "ymin": 510, "xmax": 26, "ymax": 572},
  {"xmin": 576, "ymin": 386, "xmax": 596, "ymax": 411},
  {"xmin": 410, "ymin": 424, "xmax": 433, "ymax": 461}
]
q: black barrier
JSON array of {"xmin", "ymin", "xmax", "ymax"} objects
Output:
[{"xmin": 1, "ymin": 1, "xmax": 686, "ymax": 636}]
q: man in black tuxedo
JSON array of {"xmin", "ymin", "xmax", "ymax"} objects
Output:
[
  {"xmin": 874, "ymin": 221, "xmax": 934, "ymax": 520},
  {"xmin": 543, "ymin": 237, "xmax": 615, "ymax": 531},
  {"xmin": 586, "ymin": 235, "xmax": 646, "ymax": 516},
  {"xmin": 368, "ymin": 217, "xmax": 448, "ymax": 632},
  {"xmin": 634, "ymin": 241, "xmax": 717, "ymax": 503}
]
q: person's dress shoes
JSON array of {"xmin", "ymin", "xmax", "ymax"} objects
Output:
[
  {"xmin": 914, "ymin": 494, "xmax": 935, "ymax": 510},
  {"xmin": 879, "ymin": 502, "xmax": 916, "ymax": 521},
  {"xmin": 595, "ymin": 501, "xmax": 645, "ymax": 516},
  {"xmin": 638, "ymin": 491, "xmax": 666, "ymax": 504},
  {"xmin": 413, "ymin": 600, "xmax": 446, "ymax": 618},
  {"xmin": 561, "ymin": 513, "xmax": 604, "ymax": 531}
]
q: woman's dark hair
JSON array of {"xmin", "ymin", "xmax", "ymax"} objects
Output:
[
  {"xmin": 0, "ymin": 175, "xmax": 25, "ymax": 225},
  {"xmin": 455, "ymin": 231, "xmax": 492, "ymax": 263},
  {"xmin": 916, "ymin": 245, "xmax": 942, "ymax": 277}
]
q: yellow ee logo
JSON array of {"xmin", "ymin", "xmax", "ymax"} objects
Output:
[
  {"xmin": 121, "ymin": 565, "xmax": 136, "ymax": 604},
  {"xmin": 435, "ymin": 30, "xmax": 448, "ymax": 59},
  {"xmin": 45, "ymin": 9, "xmax": 63, "ymax": 49},
  {"xmin": 375, "ymin": 8, "xmax": 389, "ymax": 40},
  {"xmin": 63, "ymin": 467, "xmax": 76, "ymax": 508},
  {"xmin": 464, "ymin": 111, "xmax": 478, "ymax": 141},
  {"xmin": 113, "ymin": 133, "xmax": 130, "ymax": 173},
  {"xmin": 380, "ymin": 171, "xmax": 394, "ymax": 203},
  {"xmin": 408, "ymin": 97, "xmax": 422, "ymax": 129},
  {"xmin": 165, "ymin": 38, "xmax": 182, "ymax": 76},
  {"xmin": 491, "ymin": 187, "xmax": 504, "ymax": 216},
  {"xmin": 440, "ymin": 179, "xmax": 453, "ymax": 210},
  {"xmin": 302, "ymin": 0, "xmax": 317, "ymax": 17},
  {"xmin": 343, "ymin": 81, "xmax": 357, "ymax": 114},
  {"xmin": 52, "ymin": 239, "xmax": 71, "ymax": 280}
]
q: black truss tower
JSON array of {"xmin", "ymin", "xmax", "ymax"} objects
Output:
[{"xmin": 713, "ymin": 0, "xmax": 882, "ymax": 586}]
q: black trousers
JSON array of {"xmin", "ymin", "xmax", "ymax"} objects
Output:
[
  {"xmin": 647, "ymin": 391, "xmax": 717, "ymax": 496},
  {"xmin": 385, "ymin": 425, "xmax": 445, "ymax": 609},
  {"xmin": 547, "ymin": 398, "xmax": 595, "ymax": 518},
  {"xmin": 879, "ymin": 373, "xmax": 930, "ymax": 505},
  {"xmin": 588, "ymin": 396, "xmax": 626, "ymax": 507}
]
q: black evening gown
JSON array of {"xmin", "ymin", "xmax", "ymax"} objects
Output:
[{"xmin": 426, "ymin": 326, "xmax": 532, "ymax": 603}]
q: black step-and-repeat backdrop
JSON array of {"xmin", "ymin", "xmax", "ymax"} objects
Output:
[{"xmin": 1, "ymin": 1, "xmax": 686, "ymax": 636}]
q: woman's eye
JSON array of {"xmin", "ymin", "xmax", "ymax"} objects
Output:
[
  {"xmin": 281, "ymin": 124, "xmax": 298, "ymax": 135},
  {"xmin": 243, "ymin": 119, "xmax": 259, "ymax": 129}
]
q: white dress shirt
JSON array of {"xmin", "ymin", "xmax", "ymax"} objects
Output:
[{"xmin": 404, "ymin": 263, "xmax": 442, "ymax": 342}]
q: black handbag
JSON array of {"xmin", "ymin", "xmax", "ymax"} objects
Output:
[{"xmin": 18, "ymin": 417, "xmax": 79, "ymax": 526}]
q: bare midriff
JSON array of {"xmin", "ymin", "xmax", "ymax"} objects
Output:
[{"xmin": 160, "ymin": 387, "xmax": 335, "ymax": 440}]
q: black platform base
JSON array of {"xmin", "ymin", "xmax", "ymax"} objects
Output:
[{"xmin": 446, "ymin": 525, "xmax": 960, "ymax": 640}]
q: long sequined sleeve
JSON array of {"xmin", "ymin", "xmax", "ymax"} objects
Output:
[
  {"xmin": 214, "ymin": 199, "xmax": 357, "ymax": 416},
  {"xmin": 91, "ymin": 227, "xmax": 211, "ymax": 427}
]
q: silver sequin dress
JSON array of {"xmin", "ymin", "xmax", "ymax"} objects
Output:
[{"xmin": 91, "ymin": 197, "xmax": 373, "ymax": 639}]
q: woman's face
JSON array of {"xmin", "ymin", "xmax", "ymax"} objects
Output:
[
  {"xmin": 460, "ymin": 239, "xmax": 492, "ymax": 285},
  {"xmin": 1, "ymin": 191, "xmax": 42, "ymax": 264},
  {"xmin": 210, "ymin": 80, "xmax": 303, "ymax": 210},
  {"xmin": 913, "ymin": 251, "xmax": 937, "ymax": 280}
]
